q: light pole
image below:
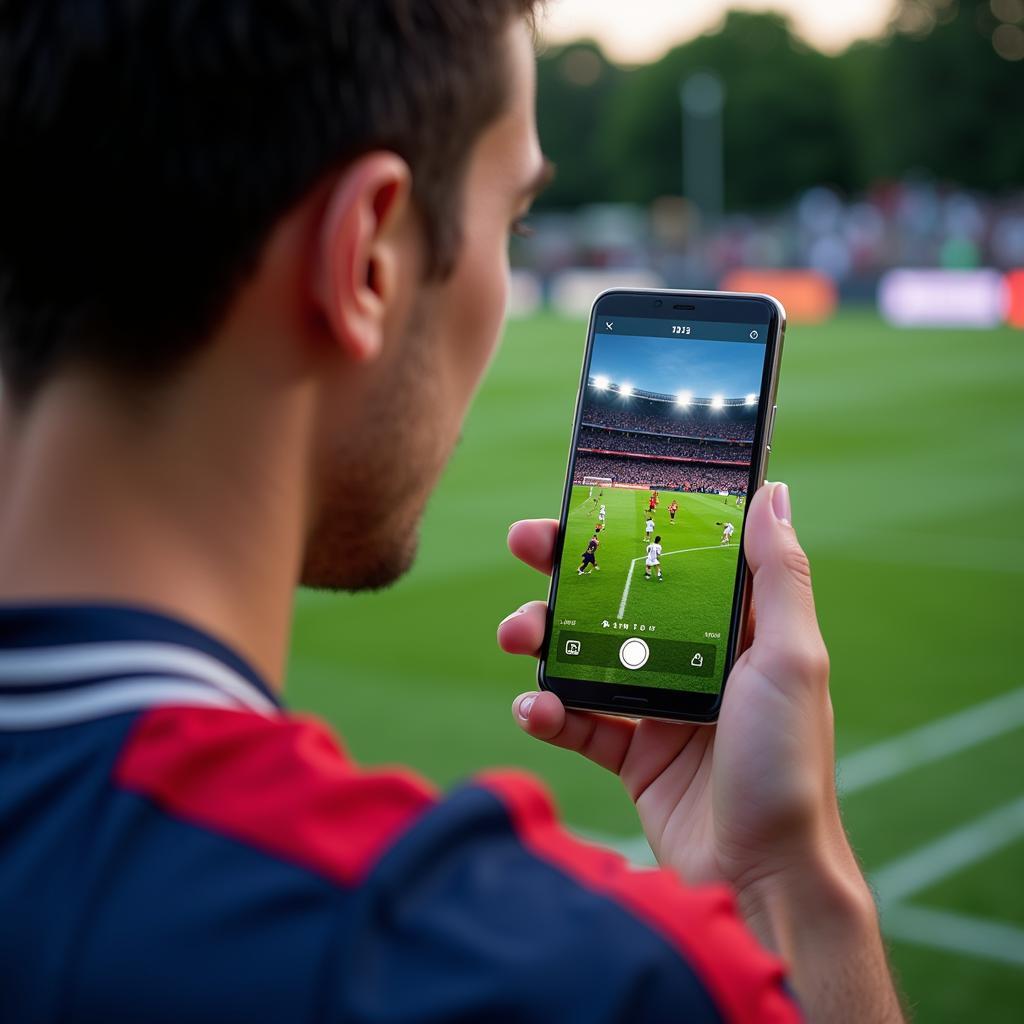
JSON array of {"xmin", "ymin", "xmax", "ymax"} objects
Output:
[{"xmin": 680, "ymin": 71, "xmax": 725, "ymax": 227}]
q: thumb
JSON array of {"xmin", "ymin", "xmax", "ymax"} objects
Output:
[{"xmin": 742, "ymin": 482, "xmax": 828, "ymax": 681}]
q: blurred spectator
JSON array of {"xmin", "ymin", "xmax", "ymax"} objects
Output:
[{"xmin": 516, "ymin": 180, "xmax": 1024, "ymax": 290}]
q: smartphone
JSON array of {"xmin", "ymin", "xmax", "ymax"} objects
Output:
[{"xmin": 538, "ymin": 289, "xmax": 785, "ymax": 723}]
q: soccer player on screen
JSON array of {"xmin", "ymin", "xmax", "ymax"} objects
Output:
[
  {"xmin": 669, "ymin": 499, "xmax": 679, "ymax": 524},
  {"xmin": 722, "ymin": 521, "xmax": 736, "ymax": 545},
  {"xmin": 644, "ymin": 535, "xmax": 663, "ymax": 581},
  {"xmin": 577, "ymin": 534, "xmax": 600, "ymax": 575},
  {"xmin": 644, "ymin": 514, "xmax": 655, "ymax": 542},
  {"xmin": 598, "ymin": 503, "xmax": 606, "ymax": 525}
]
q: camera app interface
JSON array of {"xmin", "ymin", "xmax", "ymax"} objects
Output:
[{"xmin": 548, "ymin": 315, "xmax": 770, "ymax": 695}]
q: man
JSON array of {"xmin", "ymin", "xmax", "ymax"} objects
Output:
[
  {"xmin": 644, "ymin": 534, "xmax": 664, "ymax": 581},
  {"xmin": 598, "ymin": 502, "xmax": 607, "ymax": 525},
  {"xmin": 577, "ymin": 533, "xmax": 600, "ymax": 575},
  {"xmin": 669, "ymin": 498, "xmax": 679, "ymax": 524},
  {"xmin": 0, "ymin": 3, "xmax": 902, "ymax": 1023},
  {"xmin": 722, "ymin": 521, "xmax": 736, "ymax": 545}
]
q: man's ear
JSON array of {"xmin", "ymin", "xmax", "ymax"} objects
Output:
[{"xmin": 314, "ymin": 152, "xmax": 415, "ymax": 363}]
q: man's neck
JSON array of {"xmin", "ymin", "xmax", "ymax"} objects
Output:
[{"xmin": 0, "ymin": 369, "xmax": 314, "ymax": 688}]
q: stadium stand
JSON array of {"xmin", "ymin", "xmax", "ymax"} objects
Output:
[
  {"xmin": 582, "ymin": 394, "xmax": 756, "ymax": 443},
  {"xmin": 577, "ymin": 427, "xmax": 751, "ymax": 464},
  {"xmin": 573, "ymin": 454, "xmax": 749, "ymax": 494}
]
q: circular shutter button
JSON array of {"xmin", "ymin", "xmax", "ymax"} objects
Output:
[{"xmin": 618, "ymin": 637, "xmax": 650, "ymax": 670}]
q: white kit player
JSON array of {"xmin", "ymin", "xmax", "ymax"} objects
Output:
[
  {"xmin": 644, "ymin": 534, "xmax": 663, "ymax": 581},
  {"xmin": 598, "ymin": 503, "xmax": 606, "ymax": 524},
  {"xmin": 643, "ymin": 514, "xmax": 654, "ymax": 542},
  {"xmin": 721, "ymin": 521, "xmax": 735, "ymax": 545}
]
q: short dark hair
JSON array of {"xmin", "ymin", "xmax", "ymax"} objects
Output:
[{"xmin": 0, "ymin": 0, "xmax": 538, "ymax": 401}]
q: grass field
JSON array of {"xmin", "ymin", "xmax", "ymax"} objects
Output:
[
  {"xmin": 288, "ymin": 309, "xmax": 1024, "ymax": 1020},
  {"xmin": 548, "ymin": 485, "xmax": 745, "ymax": 692}
]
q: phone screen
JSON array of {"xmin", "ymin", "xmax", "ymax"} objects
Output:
[{"xmin": 543, "ymin": 299, "xmax": 776, "ymax": 705}]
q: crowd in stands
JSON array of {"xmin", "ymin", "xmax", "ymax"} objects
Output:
[
  {"xmin": 578, "ymin": 426, "xmax": 751, "ymax": 464},
  {"xmin": 582, "ymin": 400, "xmax": 755, "ymax": 443},
  {"xmin": 574, "ymin": 454, "xmax": 748, "ymax": 494},
  {"xmin": 520, "ymin": 181, "xmax": 1024, "ymax": 286}
]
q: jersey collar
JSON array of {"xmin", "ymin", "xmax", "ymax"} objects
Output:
[{"xmin": 0, "ymin": 603, "xmax": 281, "ymax": 730}]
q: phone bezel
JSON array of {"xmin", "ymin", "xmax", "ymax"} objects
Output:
[{"xmin": 537, "ymin": 288, "xmax": 786, "ymax": 724}]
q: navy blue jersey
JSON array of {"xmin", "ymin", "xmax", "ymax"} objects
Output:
[{"xmin": 0, "ymin": 605, "xmax": 799, "ymax": 1023}]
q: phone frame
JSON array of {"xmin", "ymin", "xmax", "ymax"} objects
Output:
[{"xmin": 537, "ymin": 288, "xmax": 786, "ymax": 724}]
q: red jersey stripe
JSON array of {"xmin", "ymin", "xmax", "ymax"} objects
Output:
[
  {"xmin": 114, "ymin": 706, "xmax": 438, "ymax": 886},
  {"xmin": 478, "ymin": 769, "xmax": 801, "ymax": 1024}
]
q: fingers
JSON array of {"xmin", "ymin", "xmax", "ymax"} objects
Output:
[
  {"xmin": 497, "ymin": 600, "xmax": 548, "ymax": 656},
  {"xmin": 742, "ymin": 482, "xmax": 829, "ymax": 683},
  {"xmin": 507, "ymin": 519, "xmax": 559, "ymax": 575},
  {"xmin": 511, "ymin": 690, "xmax": 637, "ymax": 776}
]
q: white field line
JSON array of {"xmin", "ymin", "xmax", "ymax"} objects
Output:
[
  {"xmin": 576, "ymin": 689, "xmax": 1024, "ymax": 965},
  {"xmin": 616, "ymin": 544, "xmax": 732, "ymax": 620},
  {"xmin": 882, "ymin": 904, "xmax": 1024, "ymax": 968},
  {"xmin": 839, "ymin": 687, "xmax": 1024, "ymax": 795},
  {"xmin": 570, "ymin": 493, "xmax": 598, "ymax": 515},
  {"xmin": 870, "ymin": 795, "xmax": 1024, "ymax": 908}
]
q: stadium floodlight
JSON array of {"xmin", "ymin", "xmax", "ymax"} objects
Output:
[
  {"xmin": 745, "ymin": 393, "xmax": 757, "ymax": 406},
  {"xmin": 593, "ymin": 375, "xmax": 609, "ymax": 391},
  {"xmin": 619, "ymin": 382, "xmax": 634, "ymax": 398},
  {"xmin": 711, "ymin": 394, "xmax": 725, "ymax": 410},
  {"xmin": 676, "ymin": 390, "xmax": 692, "ymax": 407}
]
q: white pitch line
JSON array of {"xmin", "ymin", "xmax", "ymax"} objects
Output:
[
  {"xmin": 839, "ymin": 687, "xmax": 1024, "ymax": 795},
  {"xmin": 871, "ymin": 795, "xmax": 1024, "ymax": 907},
  {"xmin": 616, "ymin": 544, "xmax": 731, "ymax": 620},
  {"xmin": 570, "ymin": 494, "xmax": 598, "ymax": 515},
  {"xmin": 881, "ymin": 904, "xmax": 1024, "ymax": 968}
]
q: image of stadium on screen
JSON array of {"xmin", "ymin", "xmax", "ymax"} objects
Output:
[{"xmin": 547, "ymin": 327, "xmax": 769, "ymax": 694}]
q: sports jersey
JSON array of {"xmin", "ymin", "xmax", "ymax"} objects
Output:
[
  {"xmin": 645, "ymin": 520, "xmax": 655, "ymax": 532},
  {"xmin": 724, "ymin": 523, "xmax": 735, "ymax": 536},
  {"xmin": 0, "ymin": 604, "xmax": 799, "ymax": 1023},
  {"xmin": 646, "ymin": 543, "xmax": 663, "ymax": 564}
]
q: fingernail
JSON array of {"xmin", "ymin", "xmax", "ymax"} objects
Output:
[
  {"xmin": 499, "ymin": 606, "xmax": 528, "ymax": 627},
  {"xmin": 771, "ymin": 482, "xmax": 791, "ymax": 525},
  {"xmin": 508, "ymin": 521, "xmax": 518, "ymax": 534},
  {"xmin": 517, "ymin": 694, "xmax": 536, "ymax": 721}
]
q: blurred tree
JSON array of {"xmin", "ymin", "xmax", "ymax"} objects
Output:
[
  {"xmin": 601, "ymin": 12, "xmax": 854, "ymax": 211},
  {"xmin": 534, "ymin": 41, "xmax": 624, "ymax": 207},
  {"xmin": 532, "ymin": 3, "xmax": 1022, "ymax": 211},
  {"xmin": 848, "ymin": 0, "xmax": 1024, "ymax": 191}
]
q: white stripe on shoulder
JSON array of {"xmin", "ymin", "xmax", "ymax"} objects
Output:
[
  {"xmin": 0, "ymin": 642, "xmax": 276, "ymax": 713},
  {"xmin": 0, "ymin": 677, "xmax": 266, "ymax": 731}
]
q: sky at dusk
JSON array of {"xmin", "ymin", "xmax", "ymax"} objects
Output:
[{"xmin": 540, "ymin": 0, "xmax": 894, "ymax": 62}]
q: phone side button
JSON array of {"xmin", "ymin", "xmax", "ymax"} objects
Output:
[
  {"xmin": 612, "ymin": 695, "xmax": 648, "ymax": 707},
  {"xmin": 767, "ymin": 404, "xmax": 778, "ymax": 448}
]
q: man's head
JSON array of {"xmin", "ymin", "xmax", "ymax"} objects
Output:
[{"xmin": 0, "ymin": 1, "xmax": 546, "ymax": 591}]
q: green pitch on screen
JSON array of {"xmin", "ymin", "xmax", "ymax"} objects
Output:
[{"xmin": 549, "ymin": 487, "xmax": 744, "ymax": 693}]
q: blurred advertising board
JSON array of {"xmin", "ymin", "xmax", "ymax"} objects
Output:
[
  {"xmin": 878, "ymin": 269, "xmax": 1008, "ymax": 328},
  {"xmin": 718, "ymin": 270, "xmax": 837, "ymax": 324}
]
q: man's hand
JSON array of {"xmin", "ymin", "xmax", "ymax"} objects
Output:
[{"xmin": 498, "ymin": 483, "xmax": 904, "ymax": 1024}]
